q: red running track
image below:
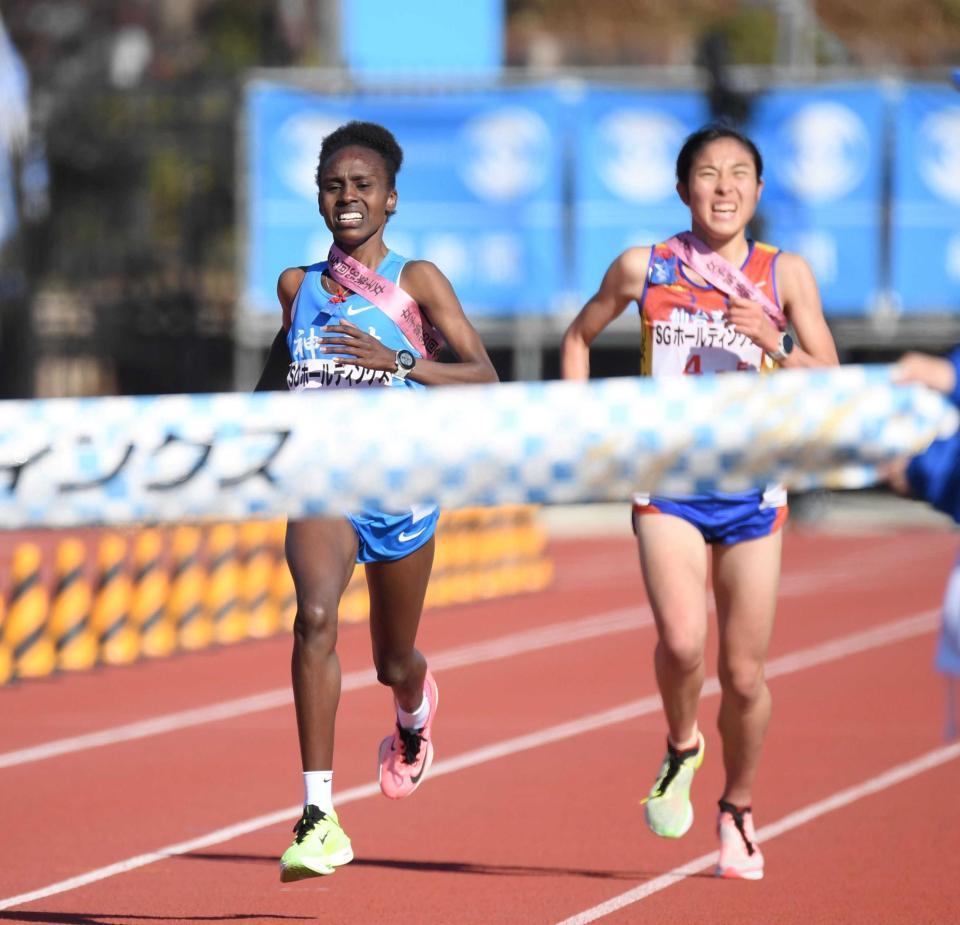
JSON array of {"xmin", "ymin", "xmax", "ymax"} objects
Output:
[{"xmin": 0, "ymin": 526, "xmax": 957, "ymax": 924}]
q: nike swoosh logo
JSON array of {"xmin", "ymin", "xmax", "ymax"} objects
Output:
[
  {"xmin": 410, "ymin": 765, "xmax": 426, "ymax": 785},
  {"xmin": 398, "ymin": 526, "xmax": 428, "ymax": 543},
  {"xmin": 319, "ymin": 833, "xmax": 329, "ymax": 845},
  {"xmin": 345, "ymin": 305, "xmax": 374, "ymax": 316}
]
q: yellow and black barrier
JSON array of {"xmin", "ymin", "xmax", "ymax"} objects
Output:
[
  {"xmin": 0, "ymin": 506, "xmax": 553, "ymax": 684},
  {"xmin": 50, "ymin": 538, "xmax": 97, "ymax": 671}
]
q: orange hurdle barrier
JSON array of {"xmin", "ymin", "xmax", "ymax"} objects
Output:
[
  {"xmin": 6, "ymin": 543, "xmax": 55, "ymax": 680},
  {"xmin": 0, "ymin": 506, "xmax": 553, "ymax": 684},
  {"xmin": 168, "ymin": 526, "xmax": 211, "ymax": 651},
  {"xmin": 49, "ymin": 537, "xmax": 97, "ymax": 671},
  {"xmin": 132, "ymin": 529, "xmax": 176, "ymax": 658},
  {"xmin": 91, "ymin": 534, "xmax": 138, "ymax": 666}
]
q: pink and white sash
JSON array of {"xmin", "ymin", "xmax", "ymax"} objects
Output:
[
  {"xmin": 664, "ymin": 232, "xmax": 787, "ymax": 332},
  {"xmin": 327, "ymin": 244, "xmax": 444, "ymax": 360}
]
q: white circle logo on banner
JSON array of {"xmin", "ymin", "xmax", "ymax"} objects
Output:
[
  {"xmin": 777, "ymin": 102, "xmax": 869, "ymax": 203},
  {"xmin": 597, "ymin": 110, "xmax": 686, "ymax": 203},
  {"xmin": 459, "ymin": 108, "xmax": 551, "ymax": 202},
  {"xmin": 918, "ymin": 107, "xmax": 960, "ymax": 204},
  {"xmin": 946, "ymin": 234, "xmax": 960, "ymax": 281},
  {"xmin": 276, "ymin": 113, "xmax": 343, "ymax": 200}
]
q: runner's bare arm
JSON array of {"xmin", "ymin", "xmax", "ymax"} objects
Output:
[
  {"xmin": 386, "ymin": 260, "xmax": 498, "ymax": 386},
  {"xmin": 277, "ymin": 267, "xmax": 306, "ymax": 333},
  {"xmin": 253, "ymin": 267, "xmax": 307, "ymax": 392},
  {"xmin": 561, "ymin": 247, "xmax": 651, "ymax": 380},
  {"xmin": 773, "ymin": 253, "xmax": 839, "ymax": 368}
]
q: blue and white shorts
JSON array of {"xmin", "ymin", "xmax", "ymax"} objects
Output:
[{"xmin": 348, "ymin": 505, "xmax": 440, "ymax": 564}]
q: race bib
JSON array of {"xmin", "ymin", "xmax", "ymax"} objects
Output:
[
  {"xmin": 287, "ymin": 358, "xmax": 393, "ymax": 391},
  {"xmin": 650, "ymin": 319, "xmax": 763, "ymax": 377}
]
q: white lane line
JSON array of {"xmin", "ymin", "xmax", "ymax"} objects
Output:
[
  {"xmin": 0, "ymin": 607, "xmax": 939, "ymax": 912},
  {"xmin": 0, "ymin": 544, "xmax": 913, "ymax": 771},
  {"xmin": 556, "ymin": 740, "xmax": 960, "ymax": 925},
  {"xmin": 0, "ymin": 605, "xmax": 649, "ymax": 771}
]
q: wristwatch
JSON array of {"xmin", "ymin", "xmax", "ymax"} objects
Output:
[
  {"xmin": 394, "ymin": 349, "xmax": 416, "ymax": 380},
  {"xmin": 770, "ymin": 332, "xmax": 795, "ymax": 364}
]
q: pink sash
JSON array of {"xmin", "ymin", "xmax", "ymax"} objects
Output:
[
  {"xmin": 664, "ymin": 232, "xmax": 787, "ymax": 332},
  {"xmin": 327, "ymin": 245, "xmax": 444, "ymax": 360}
]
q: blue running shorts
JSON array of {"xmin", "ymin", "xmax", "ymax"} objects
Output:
[
  {"xmin": 348, "ymin": 506, "xmax": 440, "ymax": 564},
  {"xmin": 632, "ymin": 494, "xmax": 788, "ymax": 546}
]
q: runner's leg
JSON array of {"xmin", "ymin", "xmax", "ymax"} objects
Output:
[
  {"xmin": 286, "ymin": 517, "xmax": 358, "ymax": 770},
  {"xmin": 635, "ymin": 514, "xmax": 710, "ymax": 747},
  {"xmin": 366, "ymin": 536, "xmax": 435, "ymax": 712},
  {"xmin": 712, "ymin": 529, "xmax": 782, "ymax": 805}
]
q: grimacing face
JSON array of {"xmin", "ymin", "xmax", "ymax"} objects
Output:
[
  {"xmin": 318, "ymin": 145, "xmax": 397, "ymax": 242},
  {"xmin": 678, "ymin": 137, "xmax": 763, "ymax": 239}
]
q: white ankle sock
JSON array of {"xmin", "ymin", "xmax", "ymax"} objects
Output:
[
  {"xmin": 669, "ymin": 726, "xmax": 700, "ymax": 752},
  {"xmin": 303, "ymin": 770, "xmax": 333, "ymax": 814},
  {"xmin": 397, "ymin": 694, "xmax": 430, "ymax": 730}
]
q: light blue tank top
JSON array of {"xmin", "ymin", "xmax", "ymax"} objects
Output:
[{"xmin": 286, "ymin": 250, "xmax": 425, "ymax": 392}]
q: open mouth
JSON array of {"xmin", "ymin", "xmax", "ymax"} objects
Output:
[
  {"xmin": 336, "ymin": 211, "xmax": 363, "ymax": 226},
  {"xmin": 712, "ymin": 203, "xmax": 737, "ymax": 217}
]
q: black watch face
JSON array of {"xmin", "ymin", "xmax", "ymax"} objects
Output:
[
  {"xmin": 783, "ymin": 333, "xmax": 795, "ymax": 354},
  {"xmin": 397, "ymin": 349, "xmax": 415, "ymax": 370}
]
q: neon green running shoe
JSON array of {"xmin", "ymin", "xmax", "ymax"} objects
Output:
[
  {"xmin": 640, "ymin": 732, "xmax": 705, "ymax": 838},
  {"xmin": 279, "ymin": 805, "xmax": 353, "ymax": 882}
]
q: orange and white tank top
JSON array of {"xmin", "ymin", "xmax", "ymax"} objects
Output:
[
  {"xmin": 636, "ymin": 239, "xmax": 786, "ymax": 508},
  {"xmin": 638, "ymin": 240, "xmax": 781, "ymax": 378}
]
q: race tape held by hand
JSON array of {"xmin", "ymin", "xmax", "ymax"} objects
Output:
[{"xmin": 0, "ymin": 365, "xmax": 955, "ymax": 529}]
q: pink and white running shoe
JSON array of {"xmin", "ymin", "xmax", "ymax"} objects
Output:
[
  {"xmin": 715, "ymin": 800, "xmax": 764, "ymax": 880},
  {"xmin": 378, "ymin": 669, "xmax": 439, "ymax": 800}
]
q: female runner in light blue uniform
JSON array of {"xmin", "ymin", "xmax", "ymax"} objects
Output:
[
  {"xmin": 256, "ymin": 121, "xmax": 497, "ymax": 880},
  {"xmin": 285, "ymin": 248, "xmax": 443, "ymax": 561}
]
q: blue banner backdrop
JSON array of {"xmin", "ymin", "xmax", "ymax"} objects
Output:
[
  {"xmin": 246, "ymin": 80, "xmax": 959, "ymax": 322},
  {"xmin": 572, "ymin": 89, "xmax": 710, "ymax": 304},
  {"xmin": 890, "ymin": 83, "xmax": 960, "ymax": 313},
  {"xmin": 341, "ymin": 0, "xmax": 503, "ymax": 75},
  {"xmin": 748, "ymin": 84, "xmax": 887, "ymax": 316},
  {"xmin": 244, "ymin": 82, "xmax": 566, "ymax": 318}
]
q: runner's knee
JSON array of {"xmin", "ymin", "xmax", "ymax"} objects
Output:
[
  {"xmin": 718, "ymin": 659, "xmax": 766, "ymax": 703},
  {"xmin": 373, "ymin": 652, "xmax": 416, "ymax": 688},
  {"xmin": 657, "ymin": 629, "xmax": 706, "ymax": 673},
  {"xmin": 293, "ymin": 598, "xmax": 339, "ymax": 648}
]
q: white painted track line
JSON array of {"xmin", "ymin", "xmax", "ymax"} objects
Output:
[
  {"xmin": 0, "ymin": 544, "xmax": 904, "ymax": 771},
  {"xmin": 556, "ymin": 741, "xmax": 960, "ymax": 924},
  {"xmin": 0, "ymin": 607, "xmax": 938, "ymax": 912}
]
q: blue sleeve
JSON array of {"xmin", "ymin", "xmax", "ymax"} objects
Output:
[
  {"xmin": 903, "ymin": 347, "xmax": 960, "ymax": 523},
  {"xmin": 906, "ymin": 431, "xmax": 960, "ymax": 524},
  {"xmin": 948, "ymin": 348, "xmax": 960, "ymax": 408}
]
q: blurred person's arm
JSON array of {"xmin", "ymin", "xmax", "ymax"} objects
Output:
[
  {"xmin": 883, "ymin": 347, "xmax": 960, "ymax": 502},
  {"xmin": 895, "ymin": 350, "xmax": 960, "ymax": 405}
]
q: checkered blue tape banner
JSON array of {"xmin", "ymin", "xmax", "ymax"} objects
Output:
[{"xmin": 0, "ymin": 366, "xmax": 955, "ymax": 529}]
